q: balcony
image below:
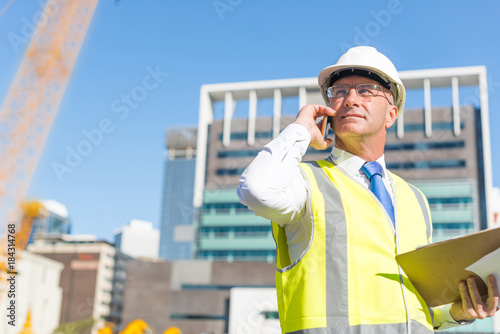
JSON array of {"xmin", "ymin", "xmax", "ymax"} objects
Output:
[
  {"xmin": 199, "ymin": 234, "xmax": 275, "ymax": 251},
  {"xmin": 201, "ymin": 213, "xmax": 269, "ymax": 226}
]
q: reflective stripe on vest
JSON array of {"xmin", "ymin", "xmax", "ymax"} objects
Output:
[
  {"xmin": 286, "ymin": 320, "xmax": 432, "ymax": 334},
  {"xmin": 272, "ymin": 160, "xmax": 433, "ymax": 334}
]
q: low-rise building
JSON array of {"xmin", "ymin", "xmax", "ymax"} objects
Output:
[
  {"xmin": 0, "ymin": 251, "xmax": 63, "ymax": 334},
  {"xmin": 28, "ymin": 236, "xmax": 130, "ymax": 334},
  {"xmin": 114, "ymin": 220, "xmax": 160, "ymax": 260}
]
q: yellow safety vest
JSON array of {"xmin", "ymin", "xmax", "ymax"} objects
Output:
[{"xmin": 272, "ymin": 160, "xmax": 434, "ymax": 334}]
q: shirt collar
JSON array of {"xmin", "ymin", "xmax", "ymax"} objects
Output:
[{"xmin": 329, "ymin": 145, "xmax": 388, "ymax": 179}]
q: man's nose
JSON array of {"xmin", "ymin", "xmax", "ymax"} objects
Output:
[{"xmin": 344, "ymin": 87, "xmax": 360, "ymax": 108}]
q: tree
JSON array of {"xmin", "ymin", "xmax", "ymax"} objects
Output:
[{"xmin": 53, "ymin": 317, "xmax": 95, "ymax": 334}]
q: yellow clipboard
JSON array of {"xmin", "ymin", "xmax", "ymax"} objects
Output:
[{"xmin": 395, "ymin": 227, "xmax": 500, "ymax": 307}]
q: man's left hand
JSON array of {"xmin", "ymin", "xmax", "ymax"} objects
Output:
[{"xmin": 450, "ymin": 274, "xmax": 499, "ymax": 321}]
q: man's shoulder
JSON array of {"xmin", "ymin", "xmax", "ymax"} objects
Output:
[
  {"xmin": 388, "ymin": 170, "xmax": 428, "ymax": 198},
  {"xmin": 387, "ymin": 169, "xmax": 405, "ymax": 182},
  {"xmin": 388, "ymin": 170, "xmax": 418, "ymax": 188},
  {"xmin": 300, "ymin": 157, "xmax": 336, "ymax": 167},
  {"xmin": 299, "ymin": 159, "xmax": 340, "ymax": 178}
]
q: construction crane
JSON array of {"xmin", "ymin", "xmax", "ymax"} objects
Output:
[
  {"xmin": 0, "ymin": 0, "xmax": 100, "ymax": 297},
  {"xmin": 0, "ymin": 0, "xmax": 100, "ymax": 229}
]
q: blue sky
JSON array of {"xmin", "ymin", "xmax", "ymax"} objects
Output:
[{"xmin": 0, "ymin": 0, "xmax": 499, "ymax": 241}]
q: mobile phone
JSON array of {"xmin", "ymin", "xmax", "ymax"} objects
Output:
[{"xmin": 321, "ymin": 116, "xmax": 330, "ymax": 140}]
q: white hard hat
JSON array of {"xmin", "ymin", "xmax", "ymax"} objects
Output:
[{"xmin": 318, "ymin": 46, "xmax": 406, "ymax": 117}]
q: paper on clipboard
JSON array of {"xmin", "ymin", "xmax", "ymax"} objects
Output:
[{"xmin": 466, "ymin": 247, "xmax": 500, "ymax": 287}]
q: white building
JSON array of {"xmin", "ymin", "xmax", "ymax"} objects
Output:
[
  {"xmin": 114, "ymin": 220, "xmax": 160, "ymax": 259},
  {"xmin": 0, "ymin": 251, "xmax": 63, "ymax": 334},
  {"xmin": 228, "ymin": 288, "xmax": 280, "ymax": 334}
]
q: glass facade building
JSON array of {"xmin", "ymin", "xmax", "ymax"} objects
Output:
[
  {"xmin": 28, "ymin": 200, "xmax": 71, "ymax": 244},
  {"xmin": 159, "ymin": 127, "xmax": 197, "ymax": 260}
]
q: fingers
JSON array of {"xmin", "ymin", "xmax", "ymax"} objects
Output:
[
  {"xmin": 459, "ymin": 276, "xmax": 500, "ymax": 320},
  {"xmin": 486, "ymin": 274, "xmax": 500, "ymax": 314},
  {"xmin": 295, "ymin": 104, "xmax": 336, "ymax": 124},
  {"xmin": 453, "ymin": 275, "xmax": 500, "ymax": 322},
  {"xmin": 293, "ymin": 104, "xmax": 336, "ymax": 150},
  {"xmin": 466, "ymin": 277, "xmax": 485, "ymax": 316},
  {"xmin": 458, "ymin": 279, "xmax": 476, "ymax": 319},
  {"xmin": 306, "ymin": 104, "xmax": 336, "ymax": 118},
  {"xmin": 314, "ymin": 137, "xmax": 333, "ymax": 151}
]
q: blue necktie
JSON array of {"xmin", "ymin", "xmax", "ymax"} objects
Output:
[{"xmin": 361, "ymin": 161, "xmax": 395, "ymax": 226}]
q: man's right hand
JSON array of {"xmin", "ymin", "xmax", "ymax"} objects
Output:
[{"xmin": 293, "ymin": 104, "xmax": 336, "ymax": 150}]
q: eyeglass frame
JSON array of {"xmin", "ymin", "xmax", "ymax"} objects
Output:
[{"xmin": 326, "ymin": 83, "xmax": 393, "ymax": 105}]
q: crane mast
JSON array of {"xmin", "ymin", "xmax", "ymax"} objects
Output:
[
  {"xmin": 0, "ymin": 0, "xmax": 99, "ymax": 229},
  {"xmin": 0, "ymin": 0, "xmax": 99, "ymax": 300}
]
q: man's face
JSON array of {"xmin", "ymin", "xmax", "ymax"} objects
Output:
[{"xmin": 328, "ymin": 75, "xmax": 397, "ymax": 141}]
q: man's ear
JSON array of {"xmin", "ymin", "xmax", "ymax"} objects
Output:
[{"xmin": 385, "ymin": 105, "xmax": 398, "ymax": 129}]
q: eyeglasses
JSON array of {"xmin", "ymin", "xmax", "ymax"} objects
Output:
[{"xmin": 326, "ymin": 83, "xmax": 392, "ymax": 105}]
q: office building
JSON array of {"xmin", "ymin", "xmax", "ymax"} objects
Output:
[
  {"xmin": 193, "ymin": 66, "xmax": 493, "ymax": 262},
  {"xmin": 28, "ymin": 199, "xmax": 71, "ymax": 244},
  {"xmin": 114, "ymin": 219, "xmax": 160, "ymax": 259},
  {"xmin": 28, "ymin": 236, "xmax": 130, "ymax": 334},
  {"xmin": 159, "ymin": 127, "xmax": 197, "ymax": 260}
]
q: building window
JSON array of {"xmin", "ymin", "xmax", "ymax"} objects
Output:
[
  {"xmin": 433, "ymin": 222, "xmax": 474, "ymax": 230},
  {"xmin": 387, "ymin": 160, "xmax": 466, "ymax": 170},
  {"xmin": 198, "ymin": 249, "xmax": 275, "ymax": 261},
  {"xmin": 202, "ymin": 202, "xmax": 250, "ymax": 214},
  {"xmin": 218, "ymin": 150, "xmax": 260, "ymax": 158},
  {"xmin": 217, "ymin": 131, "xmax": 273, "ymax": 141},
  {"xmin": 216, "ymin": 168, "xmax": 246, "ymax": 176},
  {"xmin": 170, "ymin": 314, "xmax": 227, "ymax": 320},
  {"xmin": 199, "ymin": 226, "xmax": 270, "ymax": 238},
  {"xmin": 261, "ymin": 311, "xmax": 280, "ymax": 319},
  {"xmin": 234, "ymin": 226, "xmax": 270, "ymax": 237},
  {"xmin": 388, "ymin": 121, "xmax": 465, "ymax": 133},
  {"xmin": 427, "ymin": 196, "xmax": 473, "ymax": 209},
  {"xmin": 385, "ymin": 141, "xmax": 465, "ymax": 151},
  {"xmin": 213, "ymin": 227, "xmax": 229, "ymax": 237}
]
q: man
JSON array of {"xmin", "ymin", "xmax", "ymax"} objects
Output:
[{"xmin": 237, "ymin": 46, "xmax": 499, "ymax": 333}]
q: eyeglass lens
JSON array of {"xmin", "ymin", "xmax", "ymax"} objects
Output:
[{"xmin": 327, "ymin": 84, "xmax": 381, "ymax": 99}]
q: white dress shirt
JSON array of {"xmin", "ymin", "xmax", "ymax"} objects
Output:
[
  {"xmin": 238, "ymin": 123, "xmax": 396, "ymax": 260},
  {"xmin": 237, "ymin": 122, "xmax": 459, "ymax": 328},
  {"xmin": 237, "ymin": 123, "xmax": 394, "ymax": 227}
]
